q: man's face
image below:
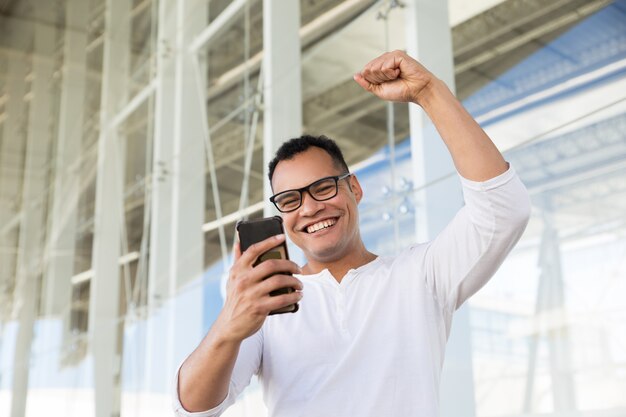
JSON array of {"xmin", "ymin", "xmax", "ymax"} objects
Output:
[{"xmin": 271, "ymin": 147, "xmax": 363, "ymax": 264}]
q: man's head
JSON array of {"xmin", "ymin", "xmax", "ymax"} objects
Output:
[{"xmin": 269, "ymin": 135, "xmax": 365, "ymax": 264}]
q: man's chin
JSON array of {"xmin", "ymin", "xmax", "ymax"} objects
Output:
[{"xmin": 305, "ymin": 244, "xmax": 346, "ymax": 264}]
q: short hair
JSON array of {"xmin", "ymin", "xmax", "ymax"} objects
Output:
[{"xmin": 268, "ymin": 135, "xmax": 349, "ymax": 182}]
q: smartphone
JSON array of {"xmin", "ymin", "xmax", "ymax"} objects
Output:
[{"xmin": 236, "ymin": 216, "xmax": 299, "ymax": 315}]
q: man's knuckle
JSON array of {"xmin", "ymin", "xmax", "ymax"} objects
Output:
[
  {"xmin": 267, "ymin": 275, "xmax": 283, "ymax": 287},
  {"xmin": 277, "ymin": 276, "xmax": 293, "ymax": 288}
]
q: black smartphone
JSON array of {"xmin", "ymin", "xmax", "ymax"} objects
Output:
[{"xmin": 236, "ymin": 216, "xmax": 299, "ymax": 315}]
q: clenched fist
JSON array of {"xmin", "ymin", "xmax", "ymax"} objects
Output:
[{"xmin": 353, "ymin": 50, "xmax": 437, "ymax": 104}]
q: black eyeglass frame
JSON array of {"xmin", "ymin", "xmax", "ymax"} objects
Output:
[{"xmin": 269, "ymin": 173, "xmax": 352, "ymax": 213}]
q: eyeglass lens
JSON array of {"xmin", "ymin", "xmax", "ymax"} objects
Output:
[{"xmin": 274, "ymin": 177, "xmax": 338, "ymax": 212}]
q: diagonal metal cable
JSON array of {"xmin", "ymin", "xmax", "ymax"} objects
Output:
[{"xmin": 191, "ymin": 53, "xmax": 229, "ymax": 272}]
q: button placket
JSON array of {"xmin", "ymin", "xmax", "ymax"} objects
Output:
[{"xmin": 337, "ymin": 285, "xmax": 349, "ymax": 334}]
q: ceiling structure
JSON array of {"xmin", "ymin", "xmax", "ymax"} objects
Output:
[{"xmin": 0, "ymin": 0, "xmax": 615, "ymax": 322}]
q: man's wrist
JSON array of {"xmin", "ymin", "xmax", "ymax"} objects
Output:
[
  {"xmin": 410, "ymin": 77, "xmax": 450, "ymax": 109},
  {"xmin": 210, "ymin": 316, "xmax": 245, "ymax": 347}
]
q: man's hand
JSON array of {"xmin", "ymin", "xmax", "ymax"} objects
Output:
[
  {"xmin": 353, "ymin": 50, "xmax": 435, "ymax": 104},
  {"xmin": 178, "ymin": 234, "xmax": 302, "ymax": 413},
  {"xmin": 215, "ymin": 234, "xmax": 303, "ymax": 343}
]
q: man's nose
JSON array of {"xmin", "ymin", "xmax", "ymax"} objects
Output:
[{"xmin": 299, "ymin": 191, "xmax": 324, "ymax": 216}]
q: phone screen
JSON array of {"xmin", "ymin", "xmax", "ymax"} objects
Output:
[{"xmin": 259, "ymin": 247, "xmax": 286, "ymax": 263}]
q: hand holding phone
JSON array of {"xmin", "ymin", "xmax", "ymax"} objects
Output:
[
  {"xmin": 215, "ymin": 233, "xmax": 303, "ymax": 343},
  {"xmin": 237, "ymin": 216, "xmax": 300, "ymax": 315}
]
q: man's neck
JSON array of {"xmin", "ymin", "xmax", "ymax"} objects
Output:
[{"xmin": 301, "ymin": 245, "xmax": 377, "ymax": 283}]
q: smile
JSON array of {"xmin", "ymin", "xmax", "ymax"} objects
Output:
[{"xmin": 306, "ymin": 218, "xmax": 337, "ymax": 234}]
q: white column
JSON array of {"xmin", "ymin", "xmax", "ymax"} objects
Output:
[
  {"xmin": 88, "ymin": 0, "xmax": 131, "ymax": 416},
  {"xmin": 0, "ymin": 19, "xmax": 29, "ymax": 322},
  {"xmin": 404, "ymin": 2, "xmax": 475, "ymax": 416},
  {"xmin": 43, "ymin": 0, "xmax": 89, "ymax": 319},
  {"xmin": 146, "ymin": 0, "xmax": 207, "ymax": 395},
  {"xmin": 148, "ymin": 0, "xmax": 176, "ymax": 313},
  {"xmin": 262, "ymin": 0, "xmax": 302, "ymax": 215},
  {"xmin": 0, "ymin": 19, "xmax": 29, "ymax": 417},
  {"xmin": 543, "ymin": 224, "xmax": 577, "ymax": 412},
  {"xmin": 524, "ymin": 208, "xmax": 576, "ymax": 412},
  {"xmin": 10, "ymin": 8, "xmax": 56, "ymax": 417},
  {"xmin": 169, "ymin": 0, "xmax": 206, "ymax": 305},
  {"xmin": 143, "ymin": 0, "xmax": 176, "ymax": 399}
]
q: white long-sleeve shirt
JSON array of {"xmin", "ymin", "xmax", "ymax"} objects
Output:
[{"xmin": 173, "ymin": 165, "xmax": 531, "ymax": 417}]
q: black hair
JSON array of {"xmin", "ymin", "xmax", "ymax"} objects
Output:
[{"xmin": 268, "ymin": 134, "xmax": 349, "ymax": 182}]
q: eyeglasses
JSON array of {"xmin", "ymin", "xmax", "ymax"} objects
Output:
[{"xmin": 269, "ymin": 173, "xmax": 352, "ymax": 213}]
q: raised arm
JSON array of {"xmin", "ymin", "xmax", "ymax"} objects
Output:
[
  {"xmin": 355, "ymin": 51, "xmax": 530, "ymax": 314},
  {"xmin": 353, "ymin": 50, "xmax": 508, "ymax": 182},
  {"xmin": 176, "ymin": 235, "xmax": 303, "ymax": 414}
]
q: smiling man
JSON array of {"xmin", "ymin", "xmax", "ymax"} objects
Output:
[
  {"xmin": 173, "ymin": 50, "xmax": 531, "ymax": 417},
  {"xmin": 269, "ymin": 140, "xmax": 374, "ymax": 280}
]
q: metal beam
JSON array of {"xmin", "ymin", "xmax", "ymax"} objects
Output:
[
  {"xmin": 456, "ymin": 0, "xmax": 611, "ymax": 75},
  {"xmin": 206, "ymin": 0, "xmax": 374, "ymax": 102},
  {"xmin": 10, "ymin": 7, "xmax": 56, "ymax": 416},
  {"xmin": 88, "ymin": 0, "xmax": 131, "ymax": 415},
  {"xmin": 70, "ymin": 252, "xmax": 139, "ymax": 286},
  {"xmin": 405, "ymin": 2, "xmax": 474, "ymax": 417},
  {"xmin": 188, "ymin": 0, "xmax": 253, "ymax": 54},
  {"xmin": 453, "ymin": 0, "xmax": 604, "ymax": 57},
  {"xmin": 109, "ymin": 79, "xmax": 156, "ymax": 129},
  {"xmin": 262, "ymin": 0, "xmax": 302, "ymax": 215},
  {"xmin": 202, "ymin": 201, "xmax": 264, "ymax": 233}
]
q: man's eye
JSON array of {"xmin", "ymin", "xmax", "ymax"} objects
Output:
[
  {"xmin": 277, "ymin": 194, "xmax": 299, "ymax": 207},
  {"xmin": 314, "ymin": 184, "xmax": 334, "ymax": 195}
]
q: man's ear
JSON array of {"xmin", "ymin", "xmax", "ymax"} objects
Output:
[{"xmin": 349, "ymin": 175, "xmax": 364, "ymax": 204}]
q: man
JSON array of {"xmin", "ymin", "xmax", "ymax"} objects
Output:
[{"xmin": 173, "ymin": 50, "xmax": 531, "ymax": 416}]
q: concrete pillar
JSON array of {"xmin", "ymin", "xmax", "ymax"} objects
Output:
[
  {"xmin": 10, "ymin": 6, "xmax": 57, "ymax": 416},
  {"xmin": 143, "ymin": 8, "xmax": 177, "ymax": 397},
  {"xmin": 524, "ymin": 207, "xmax": 576, "ymax": 412},
  {"xmin": 0, "ymin": 18, "xmax": 30, "ymax": 322},
  {"xmin": 145, "ymin": 0, "xmax": 207, "ymax": 397},
  {"xmin": 43, "ymin": 0, "xmax": 89, "ymax": 321},
  {"xmin": 262, "ymin": 0, "xmax": 302, "ymax": 215},
  {"xmin": 404, "ymin": 1, "xmax": 475, "ymax": 416},
  {"xmin": 88, "ymin": 0, "xmax": 131, "ymax": 416}
]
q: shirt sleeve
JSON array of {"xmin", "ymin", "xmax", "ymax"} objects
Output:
[
  {"xmin": 172, "ymin": 328, "xmax": 264, "ymax": 417},
  {"xmin": 420, "ymin": 164, "xmax": 531, "ymax": 314}
]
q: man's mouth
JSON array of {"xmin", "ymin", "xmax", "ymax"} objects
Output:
[{"xmin": 305, "ymin": 217, "xmax": 338, "ymax": 234}]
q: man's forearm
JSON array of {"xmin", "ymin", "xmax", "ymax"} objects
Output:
[
  {"xmin": 178, "ymin": 325, "xmax": 241, "ymax": 412},
  {"xmin": 414, "ymin": 78, "xmax": 508, "ymax": 182}
]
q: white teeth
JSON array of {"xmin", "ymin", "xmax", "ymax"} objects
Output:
[{"xmin": 306, "ymin": 218, "xmax": 337, "ymax": 234}]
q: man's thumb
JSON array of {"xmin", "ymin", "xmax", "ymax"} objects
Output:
[{"xmin": 353, "ymin": 73, "xmax": 372, "ymax": 91}]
